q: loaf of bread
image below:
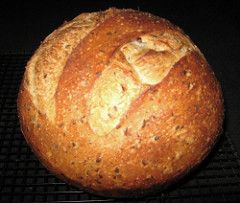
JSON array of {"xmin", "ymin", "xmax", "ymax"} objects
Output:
[{"xmin": 17, "ymin": 8, "xmax": 224, "ymax": 197}]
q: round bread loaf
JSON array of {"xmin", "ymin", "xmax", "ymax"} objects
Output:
[{"xmin": 17, "ymin": 8, "xmax": 224, "ymax": 197}]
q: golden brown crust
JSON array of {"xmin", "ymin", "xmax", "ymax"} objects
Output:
[{"xmin": 17, "ymin": 8, "xmax": 224, "ymax": 198}]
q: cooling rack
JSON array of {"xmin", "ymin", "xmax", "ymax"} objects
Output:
[{"xmin": 1, "ymin": 54, "xmax": 240, "ymax": 202}]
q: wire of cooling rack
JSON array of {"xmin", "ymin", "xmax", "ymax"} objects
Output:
[{"xmin": 0, "ymin": 54, "xmax": 240, "ymax": 203}]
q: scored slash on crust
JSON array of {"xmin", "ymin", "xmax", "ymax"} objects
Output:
[{"xmin": 87, "ymin": 30, "xmax": 196, "ymax": 136}]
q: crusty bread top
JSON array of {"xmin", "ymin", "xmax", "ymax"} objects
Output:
[
  {"xmin": 23, "ymin": 8, "xmax": 200, "ymax": 137},
  {"xmin": 18, "ymin": 8, "xmax": 224, "ymax": 196}
]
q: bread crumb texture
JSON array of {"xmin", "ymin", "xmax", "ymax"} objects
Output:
[{"xmin": 18, "ymin": 8, "xmax": 224, "ymax": 197}]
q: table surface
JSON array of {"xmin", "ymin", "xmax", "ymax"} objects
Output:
[{"xmin": 0, "ymin": 0, "xmax": 240, "ymax": 154}]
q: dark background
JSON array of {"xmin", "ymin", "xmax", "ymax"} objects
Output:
[{"xmin": 0, "ymin": 0, "xmax": 239, "ymax": 153}]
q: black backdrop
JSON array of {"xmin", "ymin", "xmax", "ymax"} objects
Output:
[{"xmin": 0, "ymin": 0, "xmax": 240, "ymax": 153}]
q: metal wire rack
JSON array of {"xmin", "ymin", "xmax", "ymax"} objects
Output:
[{"xmin": 0, "ymin": 54, "xmax": 240, "ymax": 203}]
